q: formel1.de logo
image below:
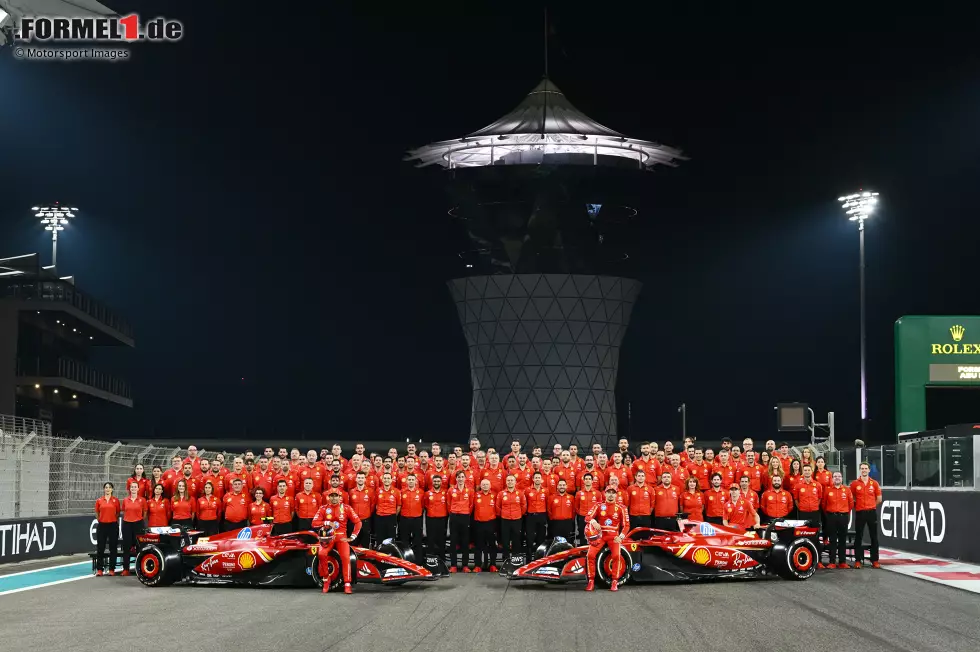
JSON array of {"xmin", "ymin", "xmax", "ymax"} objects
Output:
[{"xmin": 15, "ymin": 14, "xmax": 183, "ymax": 42}]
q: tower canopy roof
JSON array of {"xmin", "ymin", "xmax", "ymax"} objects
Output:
[{"xmin": 406, "ymin": 77, "xmax": 685, "ymax": 170}]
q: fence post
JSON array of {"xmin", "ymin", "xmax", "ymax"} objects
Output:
[
  {"xmin": 104, "ymin": 442, "xmax": 122, "ymax": 482},
  {"xmin": 137, "ymin": 445, "xmax": 155, "ymax": 464},
  {"xmin": 14, "ymin": 431, "xmax": 38, "ymax": 518},
  {"xmin": 56, "ymin": 437, "xmax": 84, "ymax": 517}
]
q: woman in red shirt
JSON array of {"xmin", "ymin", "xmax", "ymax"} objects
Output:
[
  {"xmin": 94, "ymin": 482, "xmax": 121, "ymax": 576},
  {"xmin": 127, "ymin": 464, "xmax": 151, "ymax": 500},
  {"xmin": 147, "ymin": 483, "xmax": 171, "ymax": 527},
  {"xmin": 196, "ymin": 481, "xmax": 221, "ymax": 535},
  {"xmin": 680, "ymin": 476, "xmax": 704, "ymax": 521},
  {"xmin": 248, "ymin": 488, "xmax": 272, "ymax": 525},
  {"xmin": 121, "ymin": 482, "xmax": 147, "ymax": 575},
  {"xmin": 150, "ymin": 465, "xmax": 164, "ymax": 493},
  {"xmin": 764, "ymin": 457, "xmax": 783, "ymax": 491},
  {"xmin": 171, "ymin": 479, "xmax": 196, "ymax": 528},
  {"xmin": 800, "ymin": 448, "xmax": 817, "ymax": 473},
  {"xmin": 786, "ymin": 459, "xmax": 803, "ymax": 494},
  {"xmin": 814, "ymin": 456, "xmax": 833, "ymax": 489}
]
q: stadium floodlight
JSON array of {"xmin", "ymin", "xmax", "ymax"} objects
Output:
[
  {"xmin": 34, "ymin": 202, "xmax": 77, "ymax": 269},
  {"xmin": 838, "ymin": 190, "xmax": 880, "ymax": 440}
]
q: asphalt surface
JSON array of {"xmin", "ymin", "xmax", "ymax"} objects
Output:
[{"xmin": 2, "ymin": 557, "xmax": 979, "ymax": 652}]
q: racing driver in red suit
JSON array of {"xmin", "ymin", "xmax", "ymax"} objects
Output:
[
  {"xmin": 584, "ymin": 486, "xmax": 631, "ymax": 592},
  {"xmin": 311, "ymin": 490, "xmax": 362, "ymax": 594}
]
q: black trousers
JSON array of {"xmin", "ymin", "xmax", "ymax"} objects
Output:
[
  {"xmin": 222, "ymin": 520, "xmax": 245, "ymax": 532},
  {"xmin": 350, "ymin": 517, "xmax": 370, "ymax": 546},
  {"xmin": 197, "ymin": 520, "xmax": 219, "ymax": 536},
  {"xmin": 172, "ymin": 518, "xmax": 193, "ymax": 529},
  {"xmin": 825, "ymin": 512, "xmax": 849, "ymax": 564},
  {"xmin": 473, "ymin": 520, "xmax": 496, "ymax": 569},
  {"xmin": 526, "ymin": 513, "xmax": 547, "ymax": 556},
  {"xmin": 653, "ymin": 517, "xmax": 678, "ymax": 532},
  {"xmin": 426, "ymin": 516, "xmax": 447, "ymax": 556},
  {"xmin": 399, "ymin": 516, "xmax": 423, "ymax": 554},
  {"xmin": 375, "ymin": 515, "xmax": 397, "ymax": 544},
  {"xmin": 121, "ymin": 521, "xmax": 143, "ymax": 571},
  {"xmin": 705, "ymin": 516, "xmax": 724, "ymax": 525},
  {"xmin": 630, "ymin": 515, "xmax": 652, "ymax": 530},
  {"xmin": 549, "ymin": 518, "xmax": 574, "ymax": 542},
  {"xmin": 271, "ymin": 522, "xmax": 293, "ymax": 536},
  {"xmin": 449, "ymin": 513, "xmax": 470, "ymax": 569},
  {"xmin": 798, "ymin": 510, "xmax": 821, "ymax": 526},
  {"xmin": 854, "ymin": 509, "xmax": 879, "ymax": 563},
  {"xmin": 96, "ymin": 522, "xmax": 118, "ymax": 572},
  {"xmin": 575, "ymin": 515, "xmax": 587, "ymax": 545},
  {"xmin": 500, "ymin": 518, "xmax": 522, "ymax": 559},
  {"xmin": 296, "ymin": 517, "xmax": 313, "ymax": 532}
]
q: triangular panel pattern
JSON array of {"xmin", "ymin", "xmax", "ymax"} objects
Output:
[{"xmin": 449, "ymin": 274, "xmax": 640, "ymax": 446}]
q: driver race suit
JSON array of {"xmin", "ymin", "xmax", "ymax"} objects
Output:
[
  {"xmin": 585, "ymin": 501, "xmax": 630, "ymax": 581},
  {"xmin": 312, "ymin": 503, "xmax": 362, "ymax": 588}
]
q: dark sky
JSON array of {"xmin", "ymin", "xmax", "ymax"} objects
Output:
[{"xmin": 1, "ymin": 4, "xmax": 978, "ymax": 443}]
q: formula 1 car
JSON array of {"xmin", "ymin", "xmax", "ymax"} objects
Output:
[
  {"xmin": 134, "ymin": 524, "xmax": 444, "ymax": 590},
  {"xmin": 504, "ymin": 519, "xmax": 820, "ymax": 586}
]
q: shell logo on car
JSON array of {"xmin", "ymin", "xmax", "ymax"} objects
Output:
[
  {"xmin": 238, "ymin": 552, "xmax": 256, "ymax": 569},
  {"xmin": 692, "ymin": 548, "xmax": 711, "ymax": 565}
]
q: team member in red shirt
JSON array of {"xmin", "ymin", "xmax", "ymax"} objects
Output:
[
  {"xmin": 555, "ymin": 451, "xmax": 578, "ymax": 492},
  {"xmin": 631, "ymin": 442, "xmax": 660, "ymax": 484},
  {"xmin": 250, "ymin": 457, "xmax": 276, "ymax": 500},
  {"xmin": 584, "ymin": 487, "xmax": 630, "ymax": 592},
  {"xmin": 248, "ymin": 488, "xmax": 272, "ymax": 525},
  {"xmin": 347, "ymin": 471, "xmax": 374, "ymax": 545},
  {"xmin": 823, "ymin": 471, "xmax": 854, "ymax": 568},
  {"xmin": 793, "ymin": 464, "xmax": 823, "ymax": 522},
  {"xmin": 703, "ymin": 472, "xmax": 728, "ymax": 525},
  {"xmin": 850, "ymin": 463, "xmax": 882, "ymax": 569},
  {"xmin": 397, "ymin": 457, "xmax": 425, "ymax": 492},
  {"xmin": 295, "ymin": 478, "xmax": 321, "ymax": 531},
  {"xmin": 525, "ymin": 472, "xmax": 549, "ymax": 557},
  {"xmin": 375, "ymin": 472, "xmax": 401, "ymax": 544},
  {"xmin": 547, "ymin": 479, "xmax": 575, "ymax": 542},
  {"xmin": 424, "ymin": 474, "xmax": 448, "ymax": 559},
  {"xmin": 775, "ymin": 442, "xmax": 792, "ymax": 476},
  {"xmin": 814, "ymin": 456, "xmax": 833, "ymax": 489},
  {"xmin": 480, "ymin": 453, "xmax": 507, "ymax": 494},
  {"xmin": 448, "ymin": 471, "xmax": 474, "ymax": 572},
  {"xmin": 312, "ymin": 490, "xmax": 362, "ymax": 594},
  {"xmin": 723, "ymin": 485, "xmax": 760, "ymax": 530},
  {"xmin": 120, "ymin": 482, "xmax": 146, "ymax": 575},
  {"xmin": 171, "ymin": 479, "xmax": 196, "ymax": 528},
  {"xmin": 653, "ymin": 471, "xmax": 681, "ymax": 531},
  {"xmin": 270, "ymin": 480, "xmax": 295, "ymax": 535},
  {"xmin": 146, "ymin": 483, "xmax": 171, "ymax": 528},
  {"xmin": 680, "ymin": 476, "xmax": 704, "ymax": 521},
  {"xmin": 94, "ymin": 482, "xmax": 121, "ymax": 576},
  {"xmin": 127, "ymin": 464, "xmax": 152, "ymax": 500},
  {"xmin": 664, "ymin": 455, "xmax": 689, "ymax": 489},
  {"xmin": 399, "ymin": 474, "xmax": 425, "ymax": 558},
  {"xmin": 739, "ymin": 451, "xmax": 765, "ymax": 494},
  {"xmin": 626, "ymin": 471, "xmax": 654, "ymax": 529},
  {"xmin": 686, "ymin": 448, "xmax": 712, "ymax": 490},
  {"xmin": 497, "ymin": 474, "xmax": 526, "ymax": 562},
  {"xmin": 605, "ymin": 453, "xmax": 632, "ymax": 488},
  {"xmin": 161, "ymin": 456, "xmax": 182, "ymax": 498},
  {"xmin": 574, "ymin": 473, "xmax": 601, "ymax": 545},
  {"xmin": 222, "ymin": 478, "xmax": 250, "ymax": 531},
  {"xmin": 712, "ymin": 450, "xmax": 737, "ymax": 489},
  {"xmin": 196, "ymin": 481, "xmax": 221, "ymax": 535},
  {"xmin": 760, "ymin": 473, "xmax": 793, "ymax": 523},
  {"xmin": 223, "ymin": 457, "xmax": 251, "ymax": 495},
  {"xmin": 472, "ymin": 479, "xmax": 498, "ymax": 572}
]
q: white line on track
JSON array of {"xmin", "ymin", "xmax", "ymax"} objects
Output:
[
  {"xmin": 0, "ymin": 561, "xmax": 89, "ymax": 579},
  {"xmin": 0, "ymin": 574, "xmax": 92, "ymax": 597}
]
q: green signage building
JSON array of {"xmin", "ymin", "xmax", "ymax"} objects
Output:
[{"xmin": 895, "ymin": 315, "xmax": 980, "ymax": 434}]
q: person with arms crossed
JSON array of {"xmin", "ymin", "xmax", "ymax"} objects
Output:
[
  {"xmin": 822, "ymin": 471, "xmax": 854, "ymax": 569},
  {"xmin": 850, "ymin": 463, "xmax": 882, "ymax": 569},
  {"xmin": 94, "ymin": 482, "xmax": 121, "ymax": 576},
  {"xmin": 120, "ymin": 481, "xmax": 147, "ymax": 576}
]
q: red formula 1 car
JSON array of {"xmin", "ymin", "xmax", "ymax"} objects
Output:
[
  {"xmin": 506, "ymin": 519, "xmax": 820, "ymax": 586},
  {"xmin": 134, "ymin": 524, "xmax": 443, "ymax": 590}
]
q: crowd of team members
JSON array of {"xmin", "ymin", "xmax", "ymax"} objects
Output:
[{"xmin": 93, "ymin": 436, "xmax": 883, "ymax": 576}]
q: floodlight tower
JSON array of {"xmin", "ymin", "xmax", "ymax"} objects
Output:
[
  {"xmin": 838, "ymin": 190, "xmax": 879, "ymax": 439},
  {"xmin": 408, "ymin": 78, "xmax": 685, "ymax": 448},
  {"xmin": 34, "ymin": 202, "xmax": 77, "ymax": 269}
]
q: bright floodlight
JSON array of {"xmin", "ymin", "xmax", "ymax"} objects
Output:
[
  {"xmin": 838, "ymin": 191, "xmax": 879, "ymax": 223},
  {"xmin": 34, "ymin": 202, "xmax": 76, "ymax": 268}
]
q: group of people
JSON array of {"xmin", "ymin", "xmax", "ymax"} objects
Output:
[{"xmin": 93, "ymin": 435, "xmax": 883, "ymax": 592}]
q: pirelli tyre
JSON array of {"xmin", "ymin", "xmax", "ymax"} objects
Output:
[
  {"xmin": 595, "ymin": 546, "xmax": 634, "ymax": 587},
  {"xmin": 310, "ymin": 548, "xmax": 353, "ymax": 591},
  {"xmin": 772, "ymin": 538, "xmax": 818, "ymax": 581},
  {"xmin": 135, "ymin": 545, "xmax": 182, "ymax": 587}
]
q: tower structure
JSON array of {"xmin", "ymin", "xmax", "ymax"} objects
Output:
[{"xmin": 407, "ymin": 78, "xmax": 684, "ymax": 448}]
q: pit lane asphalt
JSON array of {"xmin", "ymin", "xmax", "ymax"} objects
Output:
[{"xmin": 2, "ymin": 558, "xmax": 979, "ymax": 652}]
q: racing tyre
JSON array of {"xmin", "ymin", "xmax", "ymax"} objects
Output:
[
  {"xmin": 595, "ymin": 546, "xmax": 633, "ymax": 588},
  {"xmin": 773, "ymin": 538, "xmax": 818, "ymax": 581},
  {"xmin": 311, "ymin": 548, "xmax": 347, "ymax": 592},
  {"xmin": 135, "ymin": 545, "xmax": 181, "ymax": 587}
]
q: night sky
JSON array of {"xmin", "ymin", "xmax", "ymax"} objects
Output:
[{"xmin": 1, "ymin": 4, "xmax": 978, "ymax": 444}]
